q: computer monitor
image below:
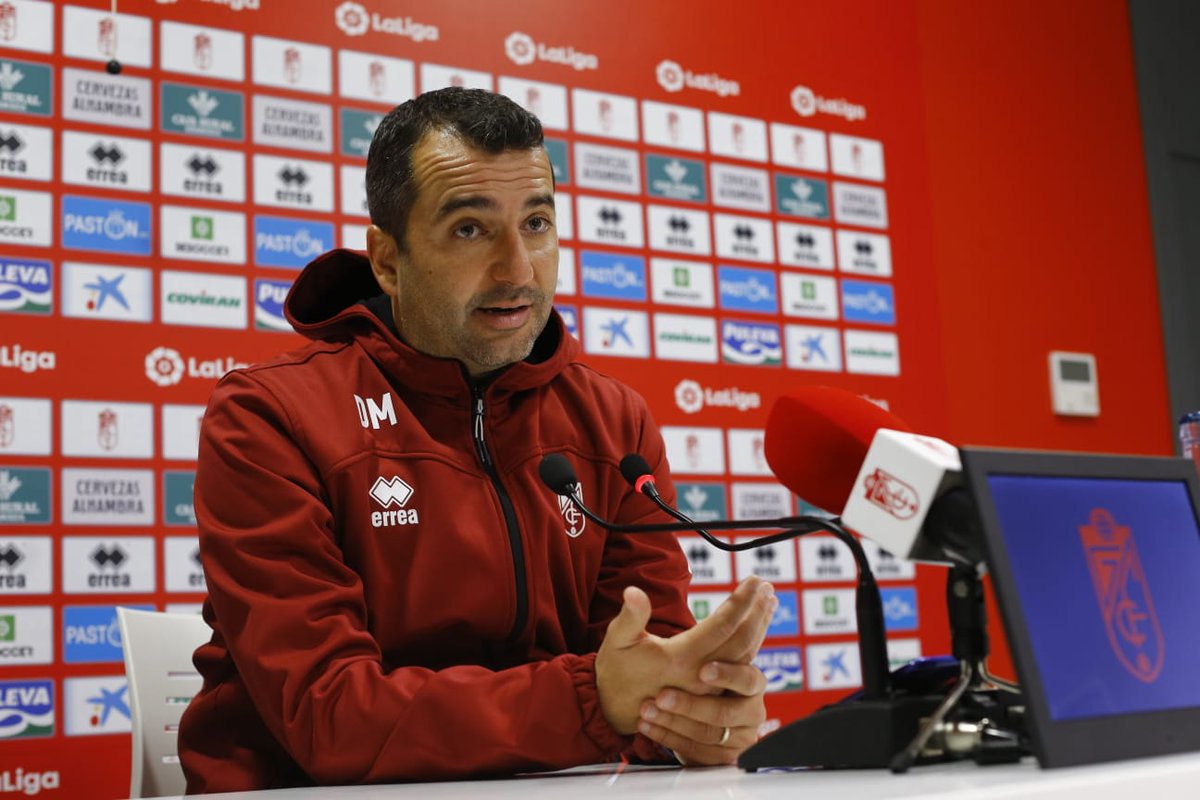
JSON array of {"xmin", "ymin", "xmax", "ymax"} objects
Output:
[{"xmin": 961, "ymin": 447, "xmax": 1200, "ymax": 768}]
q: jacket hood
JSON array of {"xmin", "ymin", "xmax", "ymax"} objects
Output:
[{"xmin": 283, "ymin": 248, "xmax": 580, "ymax": 396}]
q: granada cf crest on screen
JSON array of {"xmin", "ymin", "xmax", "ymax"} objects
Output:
[{"xmin": 1079, "ymin": 508, "xmax": 1165, "ymax": 683}]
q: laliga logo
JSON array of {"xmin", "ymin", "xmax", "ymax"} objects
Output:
[
  {"xmin": 656, "ymin": 60, "xmax": 685, "ymax": 92},
  {"xmin": 790, "ymin": 85, "xmax": 817, "ymax": 117},
  {"xmin": 145, "ymin": 346, "xmax": 185, "ymax": 386},
  {"xmin": 862, "ymin": 467, "xmax": 918, "ymax": 519},
  {"xmin": 335, "ymin": 1, "xmax": 369, "ymax": 36},
  {"xmin": 675, "ymin": 379, "xmax": 704, "ymax": 414},
  {"xmin": 505, "ymin": 32, "xmax": 536, "ymax": 66}
]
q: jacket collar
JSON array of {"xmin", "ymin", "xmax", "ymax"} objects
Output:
[{"xmin": 284, "ymin": 248, "xmax": 579, "ymax": 399}]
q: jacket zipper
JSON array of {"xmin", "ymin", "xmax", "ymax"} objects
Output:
[{"xmin": 472, "ymin": 386, "xmax": 529, "ymax": 640}]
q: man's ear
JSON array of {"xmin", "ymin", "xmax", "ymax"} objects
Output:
[{"xmin": 366, "ymin": 224, "xmax": 401, "ymax": 297}]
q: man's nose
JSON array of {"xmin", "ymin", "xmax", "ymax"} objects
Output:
[{"xmin": 490, "ymin": 228, "xmax": 535, "ymax": 285}]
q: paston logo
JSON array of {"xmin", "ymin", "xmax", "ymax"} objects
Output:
[
  {"xmin": 144, "ymin": 346, "xmax": 246, "ymax": 387},
  {"xmin": 335, "ymin": 1, "xmax": 438, "ymax": 41},
  {"xmin": 62, "ymin": 195, "xmax": 152, "ymax": 256},
  {"xmin": 655, "ymin": 59, "xmax": 739, "ymax": 97},
  {"xmin": 369, "ymin": 475, "xmax": 419, "ymax": 527},
  {"xmin": 0, "ymin": 258, "xmax": 50, "ymax": 314},
  {"xmin": 254, "ymin": 215, "xmax": 333, "ymax": 269},
  {"xmin": 1079, "ymin": 508, "xmax": 1164, "ymax": 683},
  {"xmin": 790, "ymin": 84, "xmax": 867, "ymax": 122},
  {"xmin": 674, "ymin": 379, "xmax": 761, "ymax": 414},
  {"xmin": 504, "ymin": 31, "xmax": 597, "ymax": 71}
]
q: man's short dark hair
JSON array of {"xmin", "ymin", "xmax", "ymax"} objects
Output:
[{"xmin": 365, "ymin": 87, "xmax": 544, "ymax": 249}]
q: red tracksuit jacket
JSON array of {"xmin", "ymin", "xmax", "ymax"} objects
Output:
[{"xmin": 177, "ymin": 249, "xmax": 694, "ymax": 792}]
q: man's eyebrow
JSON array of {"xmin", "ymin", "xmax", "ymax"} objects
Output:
[
  {"xmin": 434, "ymin": 195, "xmax": 497, "ymax": 221},
  {"xmin": 525, "ymin": 192, "xmax": 555, "ymax": 210}
]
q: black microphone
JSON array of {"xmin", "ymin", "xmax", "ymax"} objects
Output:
[
  {"xmin": 537, "ymin": 453, "xmax": 835, "ymax": 540},
  {"xmin": 614, "ymin": 452, "xmax": 890, "ymax": 702}
]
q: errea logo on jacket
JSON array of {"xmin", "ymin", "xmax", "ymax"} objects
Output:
[{"xmin": 369, "ymin": 476, "xmax": 419, "ymax": 527}]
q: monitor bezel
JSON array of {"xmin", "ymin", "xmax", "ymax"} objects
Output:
[{"xmin": 960, "ymin": 447, "xmax": 1200, "ymax": 769}]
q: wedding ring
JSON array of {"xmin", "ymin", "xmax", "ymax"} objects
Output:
[{"xmin": 718, "ymin": 726, "xmax": 732, "ymax": 745}]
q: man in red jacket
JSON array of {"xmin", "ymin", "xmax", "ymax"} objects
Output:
[{"xmin": 178, "ymin": 87, "xmax": 775, "ymax": 792}]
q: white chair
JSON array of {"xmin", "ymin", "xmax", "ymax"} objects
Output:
[{"xmin": 117, "ymin": 607, "xmax": 211, "ymax": 799}]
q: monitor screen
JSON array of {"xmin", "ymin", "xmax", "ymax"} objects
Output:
[{"xmin": 985, "ymin": 474, "xmax": 1200, "ymax": 722}]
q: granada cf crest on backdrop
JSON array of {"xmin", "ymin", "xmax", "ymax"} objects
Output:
[{"xmin": 1078, "ymin": 507, "xmax": 1165, "ymax": 683}]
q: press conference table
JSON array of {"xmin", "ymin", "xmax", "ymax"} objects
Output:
[{"xmin": 153, "ymin": 751, "xmax": 1200, "ymax": 800}]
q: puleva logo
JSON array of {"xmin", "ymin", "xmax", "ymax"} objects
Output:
[
  {"xmin": 369, "ymin": 475, "xmax": 419, "ymax": 527},
  {"xmin": 721, "ymin": 320, "xmax": 782, "ymax": 366},
  {"xmin": 0, "ymin": 258, "xmax": 50, "ymax": 314},
  {"xmin": 504, "ymin": 31, "xmax": 597, "ymax": 71},
  {"xmin": 334, "ymin": 1, "xmax": 438, "ymax": 41},
  {"xmin": 655, "ymin": 59, "xmax": 740, "ymax": 97},
  {"xmin": 62, "ymin": 195, "xmax": 152, "ymax": 256},
  {"xmin": 253, "ymin": 278, "xmax": 292, "ymax": 332},
  {"xmin": 0, "ymin": 679, "xmax": 54, "ymax": 739},
  {"xmin": 1079, "ymin": 508, "xmax": 1164, "ymax": 683}
]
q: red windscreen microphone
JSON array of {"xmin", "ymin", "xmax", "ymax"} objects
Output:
[{"xmin": 764, "ymin": 386, "xmax": 912, "ymax": 514}]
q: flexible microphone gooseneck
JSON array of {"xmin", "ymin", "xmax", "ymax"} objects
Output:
[{"xmin": 538, "ymin": 451, "xmax": 891, "ymax": 701}]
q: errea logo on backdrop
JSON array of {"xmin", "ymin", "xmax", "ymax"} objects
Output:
[
  {"xmin": 504, "ymin": 32, "xmax": 598, "ymax": 71},
  {"xmin": 369, "ymin": 476, "xmax": 419, "ymax": 527}
]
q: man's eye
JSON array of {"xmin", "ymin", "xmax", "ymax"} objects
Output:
[
  {"xmin": 527, "ymin": 216, "xmax": 552, "ymax": 233},
  {"xmin": 455, "ymin": 223, "xmax": 481, "ymax": 238}
]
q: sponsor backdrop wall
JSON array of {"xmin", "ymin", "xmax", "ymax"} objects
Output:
[{"xmin": 0, "ymin": 0, "xmax": 1168, "ymax": 797}]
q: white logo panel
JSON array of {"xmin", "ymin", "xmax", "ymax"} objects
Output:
[
  {"xmin": 802, "ymin": 588, "xmax": 857, "ymax": 635},
  {"xmin": 0, "ymin": 123, "xmax": 51, "ymax": 182},
  {"xmin": 64, "ymin": 676, "xmax": 132, "ymax": 735},
  {"xmin": 61, "ymin": 130, "xmax": 151, "ymax": 193},
  {"xmin": 836, "ymin": 229, "xmax": 892, "ymax": 277},
  {"xmin": 807, "ymin": 643, "xmax": 862, "ymax": 690},
  {"xmin": 338, "ymin": 50, "xmax": 415, "ymax": 104},
  {"xmin": 160, "ymin": 205, "xmax": 247, "ymax": 265},
  {"xmin": 707, "ymin": 112, "xmax": 767, "ymax": 162},
  {"xmin": 553, "ymin": 192, "xmax": 573, "ymax": 241},
  {"xmin": 0, "ymin": 397, "xmax": 50, "ymax": 456},
  {"xmin": 576, "ymin": 195, "xmax": 643, "ymax": 249},
  {"xmin": 555, "ymin": 247, "xmax": 575, "ymax": 296},
  {"xmin": 864, "ymin": 539, "xmax": 917, "ymax": 581},
  {"xmin": 341, "ymin": 223, "xmax": 367, "ymax": 249},
  {"xmin": 63, "ymin": 7, "xmax": 151, "ymax": 67},
  {"xmin": 0, "ymin": 1, "xmax": 53, "ymax": 54},
  {"xmin": 844, "ymin": 330, "xmax": 900, "ymax": 376},
  {"xmin": 252, "ymin": 35, "xmax": 331, "ymax": 94},
  {"xmin": 340, "ymin": 164, "xmax": 367, "ymax": 217},
  {"xmin": 679, "ymin": 535, "xmax": 732, "ymax": 586},
  {"xmin": 498, "ymin": 76, "xmax": 568, "ymax": 131},
  {"xmin": 571, "ymin": 88, "xmax": 638, "ymax": 142},
  {"xmin": 650, "ymin": 257, "xmax": 714, "ymax": 308},
  {"xmin": 61, "ymin": 400, "xmax": 152, "ymax": 459},
  {"xmin": 162, "ymin": 404, "xmax": 205, "ymax": 461},
  {"xmin": 62, "ymin": 262, "xmax": 152, "ymax": 323},
  {"xmin": 830, "ymin": 134, "xmax": 885, "ymax": 182},
  {"xmin": 713, "ymin": 212, "xmax": 774, "ymax": 263},
  {"xmin": 252, "ymin": 95, "xmax": 333, "ymax": 153},
  {"xmin": 646, "ymin": 205, "xmax": 710, "ymax": 256},
  {"xmin": 0, "ymin": 605, "xmax": 52, "ymax": 664},
  {"xmin": 730, "ymin": 482, "xmax": 792, "ymax": 520},
  {"xmin": 727, "ymin": 428, "xmax": 769, "ymax": 477},
  {"xmin": 661, "ymin": 426, "xmax": 725, "ymax": 476},
  {"xmin": 735, "ymin": 537, "xmax": 797, "ymax": 582},
  {"xmin": 62, "ymin": 68, "xmax": 151, "ymax": 130},
  {"xmin": 785, "ymin": 324, "xmax": 842, "ymax": 372},
  {"xmin": 710, "ymin": 163, "xmax": 770, "ymax": 212},
  {"xmin": 62, "ymin": 536, "xmax": 155, "ymax": 594},
  {"xmin": 574, "ymin": 142, "xmax": 640, "ymax": 195},
  {"xmin": 888, "ymin": 638, "xmax": 923, "ymax": 670},
  {"xmin": 582, "ymin": 306, "xmax": 649, "ymax": 359},
  {"xmin": 419, "ymin": 62, "xmax": 492, "ymax": 92},
  {"xmin": 777, "ymin": 221, "xmax": 835, "ymax": 270},
  {"xmin": 653, "ymin": 313, "xmax": 717, "ymax": 363},
  {"xmin": 780, "ymin": 272, "xmax": 838, "ymax": 320},
  {"xmin": 0, "ymin": 536, "xmax": 52, "ymax": 594},
  {"xmin": 160, "ymin": 21, "xmax": 245, "ymax": 81},
  {"xmin": 642, "ymin": 100, "xmax": 705, "ymax": 152},
  {"xmin": 799, "ymin": 535, "xmax": 856, "ymax": 582},
  {"xmin": 160, "ymin": 143, "xmax": 246, "ymax": 203},
  {"xmin": 161, "ymin": 270, "xmax": 246, "ymax": 329},
  {"xmin": 253, "ymin": 154, "xmax": 334, "ymax": 212},
  {"xmin": 769, "ymin": 122, "xmax": 828, "ymax": 172},
  {"xmin": 61, "ymin": 468, "xmax": 155, "ymax": 526},
  {"xmin": 164, "ymin": 536, "xmax": 205, "ymax": 593},
  {"xmin": 0, "ymin": 188, "xmax": 51, "ymax": 247},
  {"xmin": 833, "ymin": 182, "xmax": 888, "ymax": 229}
]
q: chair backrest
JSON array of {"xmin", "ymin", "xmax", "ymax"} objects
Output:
[{"xmin": 117, "ymin": 607, "xmax": 211, "ymax": 799}]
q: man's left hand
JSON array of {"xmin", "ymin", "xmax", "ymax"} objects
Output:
[{"xmin": 636, "ymin": 660, "xmax": 768, "ymax": 765}]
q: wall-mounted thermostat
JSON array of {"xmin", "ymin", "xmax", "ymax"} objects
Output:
[{"xmin": 1049, "ymin": 351, "xmax": 1099, "ymax": 417}]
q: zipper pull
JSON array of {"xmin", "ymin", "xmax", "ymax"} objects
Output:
[{"xmin": 473, "ymin": 393, "xmax": 490, "ymax": 467}]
